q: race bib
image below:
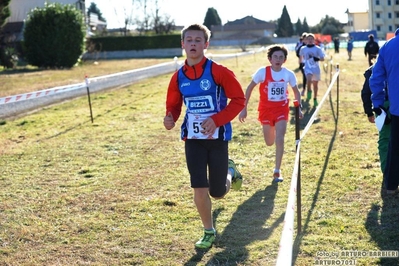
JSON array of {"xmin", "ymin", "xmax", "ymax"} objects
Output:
[
  {"xmin": 267, "ymin": 81, "xmax": 287, "ymax": 102},
  {"xmin": 187, "ymin": 112, "xmax": 219, "ymax": 139},
  {"xmin": 306, "ymin": 58, "xmax": 317, "ymax": 68}
]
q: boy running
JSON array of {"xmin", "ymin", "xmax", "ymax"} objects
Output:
[
  {"xmin": 239, "ymin": 45, "xmax": 303, "ymax": 182},
  {"xmin": 163, "ymin": 24, "xmax": 245, "ymax": 249}
]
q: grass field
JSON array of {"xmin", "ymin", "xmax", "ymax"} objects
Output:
[{"xmin": 1, "ymin": 47, "xmax": 398, "ymax": 266}]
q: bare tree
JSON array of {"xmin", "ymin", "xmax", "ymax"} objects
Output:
[
  {"xmin": 110, "ymin": 0, "xmax": 138, "ymax": 35},
  {"xmin": 136, "ymin": 0, "xmax": 151, "ymax": 34},
  {"xmin": 150, "ymin": 0, "xmax": 175, "ymax": 34}
]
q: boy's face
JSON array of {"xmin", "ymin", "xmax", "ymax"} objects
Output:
[
  {"xmin": 268, "ymin": 50, "xmax": 286, "ymax": 68},
  {"xmin": 306, "ymin": 36, "xmax": 315, "ymax": 44},
  {"xmin": 181, "ymin": 30, "xmax": 209, "ymax": 59}
]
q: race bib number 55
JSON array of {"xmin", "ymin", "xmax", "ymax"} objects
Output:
[{"xmin": 187, "ymin": 113, "xmax": 219, "ymax": 139}]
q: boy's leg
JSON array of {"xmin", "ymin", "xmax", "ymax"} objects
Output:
[
  {"xmin": 194, "ymin": 188, "xmax": 213, "ymax": 229},
  {"xmin": 300, "ymin": 64, "xmax": 306, "ymax": 95},
  {"xmin": 274, "ymin": 120, "xmax": 287, "ymax": 171},
  {"xmin": 313, "ymin": 80, "xmax": 319, "ymax": 99},
  {"xmin": 262, "ymin": 124, "xmax": 275, "ymax": 146},
  {"xmin": 208, "ymin": 140, "xmax": 230, "ymax": 198},
  {"xmin": 306, "ymin": 73, "xmax": 313, "ymax": 100},
  {"xmin": 312, "ymin": 74, "xmax": 321, "ymax": 106},
  {"xmin": 185, "ymin": 140, "xmax": 215, "ymax": 248}
]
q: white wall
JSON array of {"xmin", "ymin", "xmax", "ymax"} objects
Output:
[{"xmin": 7, "ymin": 0, "xmax": 78, "ymax": 22}]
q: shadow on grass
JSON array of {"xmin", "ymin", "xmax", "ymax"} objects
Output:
[
  {"xmin": 291, "ymin": 93, "xmax": 339, "ymax": 265},
  {"xmin": 365, "ymin": 188, "xmax": 399, "ymax": 266},
  {"xmin": 184, "ymin": 184, "xmax": 284, "ymax": 265}
]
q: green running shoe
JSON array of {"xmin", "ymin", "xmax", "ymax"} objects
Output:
[
  {"xmin": 228, "ymin": 159, "xmax": 243, "ymax": 190},
  {"xmin": 313, "ymin": 98, "xmax": 318, "ymax": 107},
  {"xmin": 195, "ymin": 230, "xmax": 216, "ymax": 249},
  {"xmin": 307, "ymin": 90, "xmax": 312, "ymax": 100}
]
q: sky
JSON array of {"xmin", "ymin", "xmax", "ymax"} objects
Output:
[{"xmin": 89, "ymin": 0, "xmax": 369, "ymax": 29}]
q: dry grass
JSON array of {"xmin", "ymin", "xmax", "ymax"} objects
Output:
[{"xmin": 0, "ymin": 47, "xmax": 398, "ymax": 265}]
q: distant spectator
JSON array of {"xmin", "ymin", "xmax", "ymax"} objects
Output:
[
  {"xmin": 299, "ymin": 33, "xmax": 325, "ymax": 107},
  {"xmin": 323, "ymin": 39, "xmax": 328, "ymax": 52},
  {"xmin": 333, "ymin": 37, "xmax": 340, "ymax": 53},
  {"xmin": 295, "ymin": 33, "xmax": 307, "ymax": 89},
  {"xmin": 364, "ymin": 34, "xmax": 380, "ymax": 66},
  {"xmin": 347, "ymin": 36, "xmax": 354, "ymax": 60}
]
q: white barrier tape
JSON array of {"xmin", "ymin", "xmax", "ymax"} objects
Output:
[
  {"xmin": 276, "ymin": 69, "xmax": 340, "ymax": 265},
  {"xmin": 0, "ymin": 60, "xmax": 183, "ymax": 107},
  {"xmin": 276, "ymin": 142, "xmax": 301, "ymax": 266},
  {"xmin": 0, "ymin": 51, "xmax": 258, "ymax": 116},
  {"xmin": 299, "ymin": 69, "xmax": 340, "ymax": 140},
  {"xmin": 0, "ymin": 82, "xmax": 86, "ymax": 105}
]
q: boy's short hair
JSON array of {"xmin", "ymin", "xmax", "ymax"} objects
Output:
[
  {"xmin": 306, "ymin": 33, "xmax": 315, "ymax": 39},
  {"xmin": 267, "ymin": 45, "xmax": 288, "ymax": 59},
  {"xmin": 181, "ymin": 24, "xmax": 211, "ymax": 42}
]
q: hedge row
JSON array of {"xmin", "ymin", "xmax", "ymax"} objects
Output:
[{"xmin": 87, "ymin": 35, "xmax": 182, "ymax": 52}]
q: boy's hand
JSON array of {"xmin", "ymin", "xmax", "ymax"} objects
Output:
[
  {"xmin": 163, "ymin": 112, "xmax": 175, "ymax": 130},
  {"xmin": 239, "ymin": 109, "xmax": 247, "ymax": 123},
  {"xmin": 200, "ymin": 118, "xmax": 216, "ymax": 135}
]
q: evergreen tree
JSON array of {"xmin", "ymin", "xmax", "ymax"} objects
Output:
[
  {"xmin": 0, "ymin": 0, "xmax": 13, "ymax": 69},
  {"xmin": 87, "ymin": 2, "xmax": 106, "ymax": 22},
  {"xmin": 302, "ymin": 18, "xmax": 310, "ymax": 34},
  {"xmin": 275, "ymin": 5, "xmax": 294, "ymax": 37},
  {"xmin": 310, "ymin": 15, "xmax": 344, "ymax": 35},
  {"xmin": 203, "ymin": 7, "xmax": 221, "ymax": 31},
  {"xmin": 295, "ymin": 18, "xmax": 302, "ymax": 36},
  {"xmin": 0, "ymin": 0, "xmax": 11, "ymax": 27}
]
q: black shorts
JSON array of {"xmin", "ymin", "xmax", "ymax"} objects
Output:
[{"xmin": 185, "ymin": 139, "xmax": 228, "ymax": 198}]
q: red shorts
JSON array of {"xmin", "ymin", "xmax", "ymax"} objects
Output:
[{"xmin": 258, "ymin": 106, "xmax": 289, "ymax": 126}]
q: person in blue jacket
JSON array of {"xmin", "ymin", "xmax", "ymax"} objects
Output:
[{"xmin": 370, "ymin": 28, "xmax": 399, "ymax": 195}]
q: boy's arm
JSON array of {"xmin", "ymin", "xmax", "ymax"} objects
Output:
[
  {"xmin": 243, "ymin": 81, "xmax": 257, "ymax": 108},
  {"xmin": 239, "ymin": 81, "xmax": 257, "ymax": 123},
  {"xmin": 165, "ymin": 72, "xmax": 183, "ymax": 123},
  {"xmin": 210, "ymin": 66, "xmax": 245, "ymax": 127},
  {"xmin": 370, "ymin": 54, "xmax": 386, "ymax": 109},
  {"xmin": 360, "ymin": 68, "xmax": 374, "ymax": 117}
]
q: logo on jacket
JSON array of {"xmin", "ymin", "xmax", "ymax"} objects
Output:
[
  {"xmin": 181, "ymin": 82, "xmax": 190, "ymax": 88},
  {"xmin": 200, "ymin": 79, "xmax": 211, "ymax": 91}
]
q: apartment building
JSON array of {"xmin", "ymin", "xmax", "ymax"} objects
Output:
[
  {"xmin": 344, "ymin": 9, "xmax": 369, "ymax": 33},
  {"xmin": 368, "ymin": 0, "xmax": 399, "ymax": 39}
]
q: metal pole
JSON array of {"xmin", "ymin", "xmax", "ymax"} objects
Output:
[
  {"xmin": 85, "ymin": 75, "xmax": 94, "ymax": 123},
  {"xmin": 294, "ymin": 100, "xmax": 302, "ymax": 234},
  {"xmin": 336, "ymin": 64, "xmax": 340, "ymax": 118}
]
